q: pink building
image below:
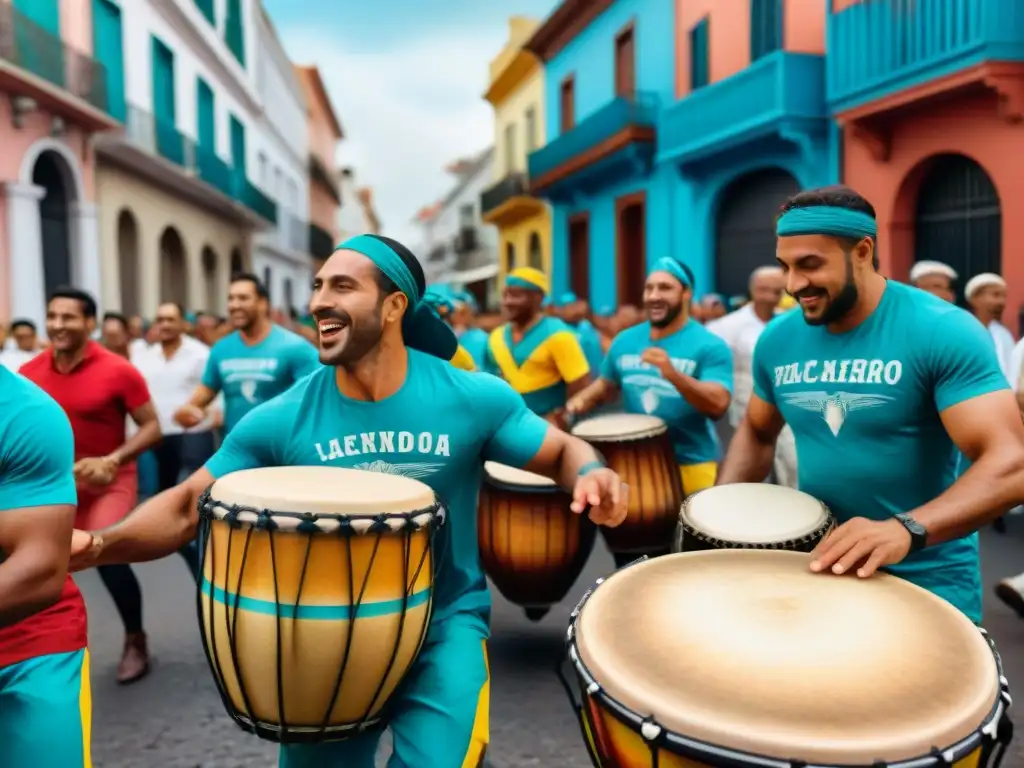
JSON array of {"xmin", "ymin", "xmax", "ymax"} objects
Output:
[{"xmin": 0, "ymin": 0, "xmax": 118, "ymax": 328}]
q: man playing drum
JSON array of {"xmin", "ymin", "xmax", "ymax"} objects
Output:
[
  {"xmin": 567, "ymin": 257, "xmax": 733, "ymax": 498},
  {"xmin": 483, "ymin": 266, "xmax": 592, "ymax": 429},
  {"xmin": 718, "ymin": 184, "xmax": 1024, "ymax": 624},
  {"xmin": 68, "ymin": 233, "xmax": 629, "ymax": 768}
]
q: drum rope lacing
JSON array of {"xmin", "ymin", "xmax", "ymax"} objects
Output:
[
  {"xmin": 196, "ymin": 488, "xmax": 448, "ymax": 743},
  {"xmin": 557, "ymin": 557, "xmax": 1015, "ymax": 768}
]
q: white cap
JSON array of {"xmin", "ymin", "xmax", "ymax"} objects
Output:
[
  {"xmin": 909, "ymin": 261, "xmax": 957, "ymax": 283},
  {"xmin": 964, "ymin": 272, "xmax": 1006, "ymax": 300}
]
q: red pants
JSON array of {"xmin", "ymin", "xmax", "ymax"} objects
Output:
[{"xmin": 76, "ymin": 467, "xmax": 137, "ymax": 530}]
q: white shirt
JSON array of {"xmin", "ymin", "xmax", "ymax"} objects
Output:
[
  {"xmin": 705, "ymin": 305, "xmax": 768, "ymax": 427},
  {"xmin": 1007, "ymin": 337, "xmax": 1024, "ymax": 393},
  {"xmin": 0, "ymin": 347, "xmax": 39, "ymax": 373},
  {"xmin": 134, "ymin": 336, "xmax": 214, "ymax": 435},
  {"xmin": 129, "ymin": 338, "xmax": 151, "ymax": 359},
  {"xmin": 988, "ymin": 320, "xmax": 1016, "ymax": 383}
]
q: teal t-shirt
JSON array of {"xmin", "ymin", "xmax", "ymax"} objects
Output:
[
  {"xmin": 202, "ymin": 325, "xmax": 320, "ymax": 433},
  {"xmin": 0, "ymin": 366, "xmax": 77, "ymax": 512},
  {"xmin": 574, "ymin": 319, "xmax": 605, "ymax": 376},
  {"xmin": 459, "ymin": 327, "xmax": 489, "ymax": 369},
  {"xmin": 752, "ymin": 281, "xmax": 1007, "ymax": 623},
  {"xmin": 600, "ymin": 320, "xmax": 734, "ymax": 464},
  {"xmin": 204, "ymin": 350, "xmax": 551, "ymax": 633}
]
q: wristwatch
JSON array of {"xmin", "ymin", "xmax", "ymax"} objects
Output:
[{"xmin": 893, "ymin": 512, "xmax": 928, "ymax": 554}]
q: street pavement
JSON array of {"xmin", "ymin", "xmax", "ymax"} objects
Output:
[{"xmin": 81, "ymin": 522, "xmax": 1024, "ymax": 768}]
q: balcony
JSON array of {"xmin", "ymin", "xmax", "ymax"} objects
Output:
[
  {"xmin": 309, "ymin": 153, "xmax": 341, "ymax": 204},
  {"xmin": 658, "ymin": 52, "xmax": 827, "ymax": 171},
  {"xmin": 828, "ymin": 0, "xmax": 1024, "ymax": 117},
  {"xmin": 480, "ymin": 172, "xmax": 544, "ymax": 227},
  {"xmin": 309, "ymin": 222, "xmax": 335, "ymax": 260},
  {"xmin": 95, "ymin": 103, "xmax": 277, "ymax": 227},
  {"xmin": 527, "ymin": 92, "xmax": 657, "ymax": 197},
  {"xmin": 0, "ymin": 1, "xmax": 118, "ymax": 131}
]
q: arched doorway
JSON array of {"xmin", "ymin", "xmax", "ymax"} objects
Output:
[
  {"xmin": 159, "ymin": 226, "xmax": 187, "ymax": 306},
  {"xmin": 527, "ymin": 231, "xmax": 543, "ymax": 270},
  {"xmin": 714, "ymin": 168, "xmax": 799, "ymax": 299},
  {"xmin": 505, "ymin": 242, "xmax": 516, "ymax": 273},
  {"xmin": 230, "ymin": 247, "xmax": 244, "ymax": 275},
  {"xmin": 117, "ymin": 209, "xmax": 139, "ymax": 315},
  {"xmin": 201, "ymin": 246, "xmax": 218, "ymax": 313},
  {"xmin": 914, "ymin": 154, "xmax": 1001, "ymax": 303},
  {"xmin": 33, "ymin": 150, "xmax": 74, "ymax": 296}
]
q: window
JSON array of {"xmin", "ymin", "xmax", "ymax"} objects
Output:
[
  {"xmin": 504, "ymin": 123, "xmax": 516, "ymax": 175},
  {"xmin": 459, "ymin": 203, "xmax": 475, "ymax": 229},
  {"xmin": 262, "ymin": 267, "xmax": 272, "ymax": 298},
  {"xmin": 196, "ymin": 77, "xmax": 215, "ymax": 150},
  {"xmin": 283, "ymin": 278, "xmax": 294, "ymax": 311},
  {"xmin": 689, "ymin": 17, "xmax": 710, "ymax": 91},
  {"xmin": 559, "ymin": 76, "xmax": 575, "ymax": 133},
  {"xmin": 614, "ymin": 24, "xmax": 636, "ymax": 98},
  {"xmin": 225, "ymin": 0, "xmax": 245, "ymax": 67},
  {"xmin": 229, "ymin": 114, "xmax": 246, "ymax": 173},
  {"xmin": 193, "ymin": 0, "xmax": 215, "ymax": 24},
  {"xmin": 505, "ymin": 242, "xmax": 516, "ymax": 272},
  {"xmin": 750, "ymin": 0, "xmax": 783, "ymax": 61},
  {"xmin": 525, "ymin": 107, "xmax": 537, "ymax": 153},
  {"xmin": 257, "ymin": 152, "xmax": 267, "ymax": 185}
]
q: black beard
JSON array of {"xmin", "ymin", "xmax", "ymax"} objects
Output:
[
  {"xmin": 318, "ymin": 304, "xmax": 384, "ymax": 367},
  {"xmin": 801, "ymin": 254, "xmax": 858, "ymax": 326},
  {"xmin": 648, "ymin": 301, "xmax": 683, "ymax": 329}
]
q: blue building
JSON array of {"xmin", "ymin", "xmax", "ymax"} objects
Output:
[{"xmin": 528, "ymin": 0, "xmax": 840, "ymax": 304}]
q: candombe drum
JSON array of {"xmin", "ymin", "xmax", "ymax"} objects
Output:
[
  {"xmin": 674, "ymin": 483, "xmax": 834, "ymax": 553},
  {"xmin": 478, "ymin": 461, "xmax": 596, "ymax": 622},
  {"xmin": 560, "ymin": 550, "xmax": 1014, "ymax": 768},
  {"xmin": 196, "ymin": 466, "xmax": 446, "ymax": 743},
  {"xmin": 570, "ymin": 414, "xmax": 682, "ymax": 555}
]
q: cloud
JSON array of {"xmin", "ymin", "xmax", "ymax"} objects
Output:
[{"xmin": 279, "ymin": 26, "xmax": 506, "ymax": 247}]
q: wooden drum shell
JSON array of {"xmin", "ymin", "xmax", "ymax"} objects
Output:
[
  {"xmin": 199, "ymin": 515, "xmax": 433, "ymax": 738},
  {"xmin": 478, "ymin": 476, "xmax": 596, "ymax": 608},
  {"xmin": 585, "ymin": 432, "xmax": 682, "ymax": 554}
]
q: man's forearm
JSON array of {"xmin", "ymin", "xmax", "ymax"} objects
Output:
[
  {"xmin": 716, "ymin": 421, "xmax": 775, "ymax": 484},
  {"xmin": 551, "ymin": 435, "xmax": 604, "ymax": 491},
  {"xmin": 913, "ymin": 447, "xmax": 1024, "ymax": 544},
  {"xmin": 111, "ymin": 421, "xmax": 162, "ymax": 466},
  {"xmin": 95, "ymin": 484, "xmax": 197, "ymax": 565},
  {"xmin": 0, "ymin": 552, "xmax": 66, "ymax": 628},
  {"xmin": 666, "ymin": 370, "xmax": 729, "ymax": 419}
]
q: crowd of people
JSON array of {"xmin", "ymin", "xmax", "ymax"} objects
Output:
[{"xmin": 2, "ymin": 186, "xmax": 1024, "ymax": 766}]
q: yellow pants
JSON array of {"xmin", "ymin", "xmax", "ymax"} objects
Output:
[{"xmin": 680, "ymin": 462, "xmax": 717, "ymax": 495}]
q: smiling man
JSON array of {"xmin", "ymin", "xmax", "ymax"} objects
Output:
[
  {"xmin": 173, "ymin": 273, "xmax": 319, "ymax": 435},
  {"xmin": 717, "ymin": 185, "xmax": 1024, "ymax": 623},
  {"xmin": 568, "ymin": 257, "xmax": 734, "ymax": 565}
]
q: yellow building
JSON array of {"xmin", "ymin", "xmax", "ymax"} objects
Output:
[{"xmin": 481, "ymin": 16, "xmax": 552, "ymax": 287}]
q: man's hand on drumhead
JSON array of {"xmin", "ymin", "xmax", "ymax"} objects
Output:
[
  {"xmin": 808, "ymin": 517, "xmax": 912, "ymax": 578},
  {"xmin": 572, "ymin": 469, "xmax": 629, "ymax": 528}
]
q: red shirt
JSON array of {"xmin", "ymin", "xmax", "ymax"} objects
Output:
[
  {"xmin": 6, "ymin": 342, "xmax": 152, "ymax": 667},
  {"xmin": 21, "ymin": 341, "xmax": 151, "ymax": 460}
]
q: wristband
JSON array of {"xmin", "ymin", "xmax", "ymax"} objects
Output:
[{"xmin": 578, "ymin": 460, "xmax": 606, "ymax": 477}]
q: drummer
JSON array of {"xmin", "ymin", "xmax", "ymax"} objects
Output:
[
  {"xmin": 66, "ymin": 234, "xmax": 629, "ymax": 768},
  {"xmin": 568, "ymin": 257, "xmax": 733, "ymax": 553},
  {"xmin": 483, "ymin": 267, "xmax": 592, "ymax": 428},
  {"xmin": 422, "ymin": 289, "xmax": 476, "ymax": 371},
  {"xmin": 718, "ymin": 184, "xmax": 1024, "ymax": 623}
]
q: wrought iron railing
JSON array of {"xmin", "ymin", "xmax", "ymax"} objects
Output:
[
  {"xmin": 480, "ymin": 173, "xmax": 530, "ymax": 215},
  {"xmin": 0, "ymin": 1, "xmax": 109, "ymax": 113},
  {"xmin": 309, "ymin": 223, "xmax": 335, "ymax": 259}
]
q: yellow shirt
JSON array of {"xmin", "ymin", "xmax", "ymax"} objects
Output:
[{"xmin": 450, "ymin": 344, "xmax": 476, "ymax": 371}]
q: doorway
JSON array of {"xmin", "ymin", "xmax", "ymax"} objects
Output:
[
  {"xmin": 616, "ymin": 192, "xmax": 646, "ymax": 305},
  {"xmin": 117, "ymin": 208, "xmax": 139, "ymax": 315},
  {"xmin": 33, "ymin": 149, "xmax": 73, "ymax": 298},
  {"xmin": 568, "ymin": 213, "xmax": 590, "ymax": 299}
]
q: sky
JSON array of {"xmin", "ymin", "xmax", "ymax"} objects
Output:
[{"xmin": 263, "ymin": 0, "xmax": 560, "ymax": 246}]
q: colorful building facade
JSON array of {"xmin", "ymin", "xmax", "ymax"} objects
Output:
[
  {"xmin": 0, "ymin": 0, "xmax": 119, "ymax": 327},
  {"xmin": 829, "ymin": 0, "xmax": 1024, "ymax": 322},
  {"xmin": 481, "ymin": 16, "xmax": 552, "ymax": 288}
]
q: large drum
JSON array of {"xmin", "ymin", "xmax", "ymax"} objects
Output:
[
  {"xmin": 674, "ymin": 483, "xmax": 834, "ymax": 553},
  {"xmin": 571, "ymin": 414, "xmax": 682, "ymax": 554},
  {"xmin": 478, "ymin": 461, "xmax": 596, "ymax": 620},
  {"xmin": 197, "ymin": 466, "xmax": 446, "ymax": 743},
  {"xmin": 561, "ymin": 550, "xmax": 1014, "ymax": 768}
]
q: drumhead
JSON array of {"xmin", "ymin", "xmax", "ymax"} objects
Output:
[
  {"xmin": 683, "ymin": 483, "xmax": 828, "ymax": 543},
  {"xmin": 571, "ymin": 413, "xmax": 666, "ymax": 441},
  {"xmin": 484, "ymin": 461, "xmax": 555, "ymax": 488},
  {"xmin": 207, "ymin": 466, "xmax": 437, "ymax": 532},
  {"xmin": 575, "ymin": 551, "xmax": 998, "ymax": 763}
]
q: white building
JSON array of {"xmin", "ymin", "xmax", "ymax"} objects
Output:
[
  {"xmin": 418, "ymin": 148, "xmax": 500, "ymax": 310},
  {"xmin": 336, "ymin": 167, "xmax": 381, "ymax": 242},
  {"xmin": 251, "ymin": 8, "xmax": 312, "ymax": 314},
  {"xmin": 91, "ymin": 0, "xmax": 282, "ymax": 318}
]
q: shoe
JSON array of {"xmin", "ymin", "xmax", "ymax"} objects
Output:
[
  {"xmin": 995, "ymin": 578, "xmax": 1024, "ymax": 618},
  {"xmin": 116, "ymin": 631, "xmax": 151, "ymax": 684}
]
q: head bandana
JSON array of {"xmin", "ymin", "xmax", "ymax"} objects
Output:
[
  {"xmin": 555, "ymin": 291, "xmax": 577, "ymax": 308},
  {"xmin": 776, "ymin": 206, "xmax": 878, "ymax": 240},
  {"xmin": 335, "ymin": 234, "xmax": 457, "ymax": 361},
  {"xmin": 506, "ymin": 267, "xmax": 549, "ymax": 295},
  {"xmin": 647, "ymin": 257, "xmax": 694, "ymax": 289}
]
